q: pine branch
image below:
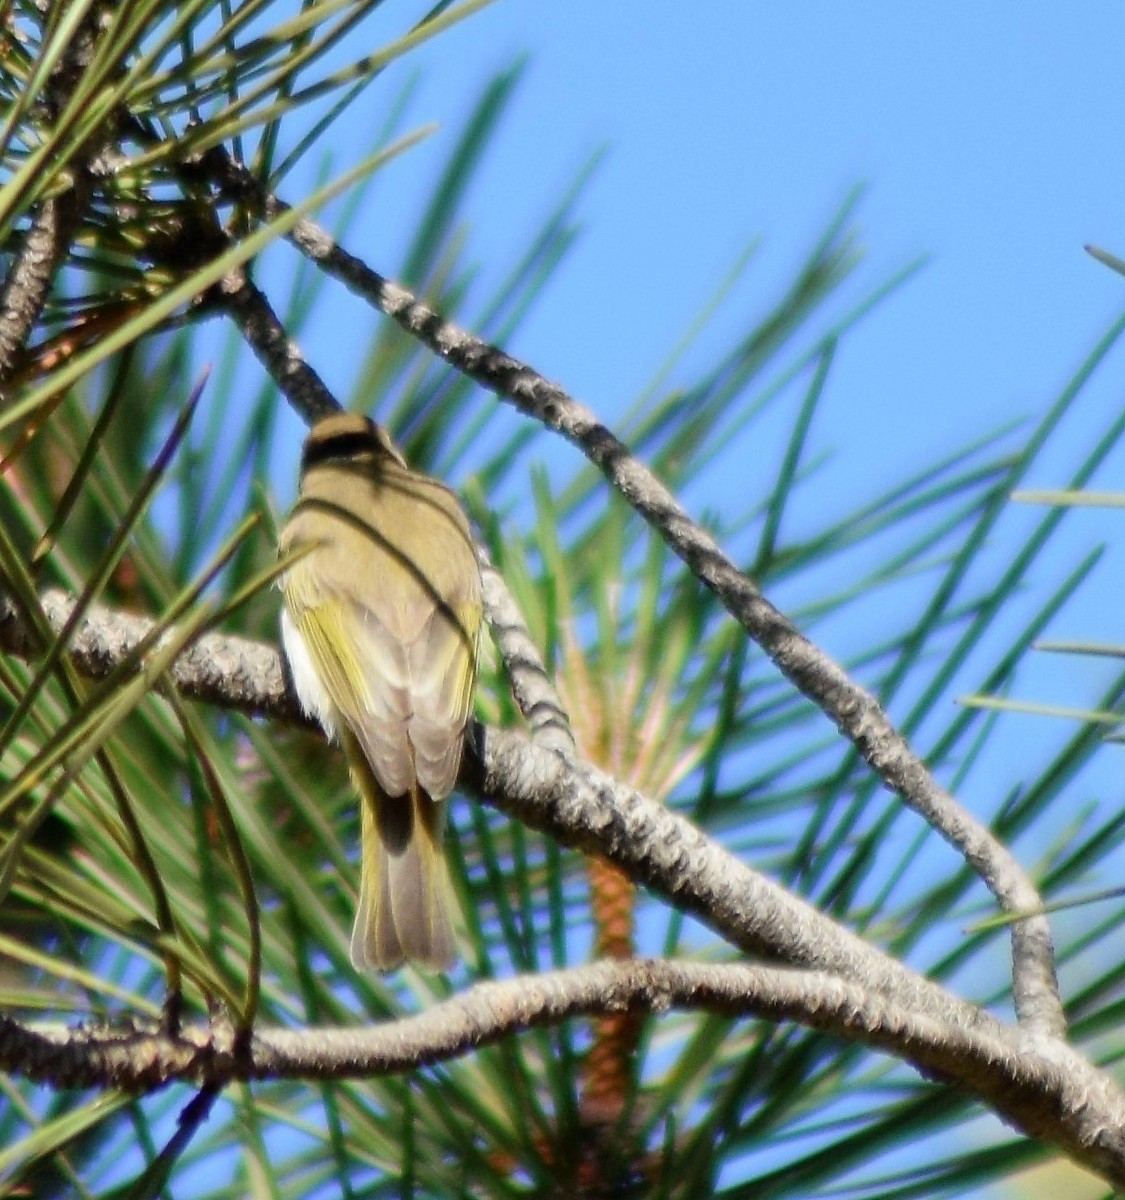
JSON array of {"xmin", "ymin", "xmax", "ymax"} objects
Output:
[
  {"xmin": 0, "ymin": 187, "xmax": 89, "ymax": 386},
  {"xmin": 2, "ymin": 960, "xmax": 1123, "ymax": 1186},
  {"xmin": 208, "ymin": 265, "xmax": 338, "ymax": 424},
  {"xmin": 0, "ymin": 2, "xmax": 108, "ymax": 386},
  {"xmin": 476, "ymin": 542, "xmax": 575, "ymax": 754}
]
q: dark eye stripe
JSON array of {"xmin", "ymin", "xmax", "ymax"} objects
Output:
[{"xmin": 301, "ymin": 430, "xmax": 378, "ymax": 470}]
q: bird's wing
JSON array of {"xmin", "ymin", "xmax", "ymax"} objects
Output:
[
  {"xmin": 406, "ymin": 599, "xmax": 480, "ymax": 799},
  {"xmin": 287, "ymin": 567, "xmax": 417, "ymax": 797}
]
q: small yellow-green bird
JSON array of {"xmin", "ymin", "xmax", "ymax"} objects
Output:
[{"xmin": 279, "ymin": 412, "xmax": 481, "ymax": 971}]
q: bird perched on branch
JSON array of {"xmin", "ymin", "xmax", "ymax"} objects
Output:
[{"xmin": 279, "ymin": 411, "xmax": 481, "ymax": 971}]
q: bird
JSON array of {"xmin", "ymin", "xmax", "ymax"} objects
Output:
[{"xmin": 278, "ymin": 411, "xmax": 481, "ymax": 971}]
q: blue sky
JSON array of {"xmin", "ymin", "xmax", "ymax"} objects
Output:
[{"xmin": 372, "ymin": 3, "xmax": 1125, "ymax": 478}]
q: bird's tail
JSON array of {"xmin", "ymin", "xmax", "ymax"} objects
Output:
[{"xmin": 344, "ymin": 730, "xmax": 458, "ymax": 972}]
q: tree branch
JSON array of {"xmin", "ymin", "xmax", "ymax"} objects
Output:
[
  {"xmin": 2, "ymin": 958, "xmax": 1122, "ymax": 1184},
  {"xmin": 476, "ymin": 543, "xmax": 575, "ymax": 754},
  {"xmin": 0, "ymin": 588, "xmax": 299, "ymax": 722},
  {"xmin": 208, "ymin": 266, "xmax": 338, "ymax": 424},
  {"xmin": 0, "ymin": 3, "xmax": 105, "ymax": 387},
  {"xmin": 0, "ymin": 188, "xmax": 89, "ymax": 387},
  {"xmin": 468, "ymin": 724, "xmax": 984, "ymax": 1031}
]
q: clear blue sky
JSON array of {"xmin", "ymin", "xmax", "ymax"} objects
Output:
[{"xmin": 362, "ymin": 2, "xmax": 1125, "ymax": 480}]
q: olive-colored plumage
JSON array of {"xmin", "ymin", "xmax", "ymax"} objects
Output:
[{"xmin": 279, "ymin": 412, "xmax": 481, "ymax": 971}]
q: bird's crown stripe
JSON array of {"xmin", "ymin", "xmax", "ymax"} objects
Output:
[{"xmin": 301, "ymin": 430, "xmax": 378, "ymax": 469}]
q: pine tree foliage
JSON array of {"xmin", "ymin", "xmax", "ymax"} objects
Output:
[{"xmin": 3, "ymin": 4, "xmax": 1125, "ymax": 1198}]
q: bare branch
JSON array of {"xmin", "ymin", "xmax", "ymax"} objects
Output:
[
  {"xmin": 0, "ymin": 588, "xmax": 299, "ymax": 722},
  {"xmin": 2, "ymin": 959, "xmax": 1122, "ymax": 1184},
  {"xmin": 477, "ymin": 543, "xmax": 575, "ymax": 753},
  {"xmin": 0, "ymin": 963, "xmax": 1001, "ymax": 1087},
  {"xmin": 0, "ymin": 2, "xmax": 105, "ymax": 387},
  {"xmin": 468, "ymin": 724, "xmax": 986, "ymax": 1031},
  {"xmin": 209, "ymin": 267, "xmax": 338, "ymax": 424},
  {"xmin": 0, "ymin": 188, "xmax": 89, "ymax": 386}
]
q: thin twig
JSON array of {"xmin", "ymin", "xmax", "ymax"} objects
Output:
[
  {"xmin": 0, "ymin": 189, "xmax": 89, "ymax": 388},
  {"xmin": 0, "ymin": 0, "xmax": 105, "ymax": 388}
]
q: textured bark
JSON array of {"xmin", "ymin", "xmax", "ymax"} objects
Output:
[
  {"xmin": 583, "ymin": 856, "xmax": 642, "ymax": 1134},
  {"xmin": 3, "ymin": 960, "xmax": 1124, "ymax": 1186}
]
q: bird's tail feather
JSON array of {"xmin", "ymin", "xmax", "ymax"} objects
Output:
[{"xmin": 344, "ymin": 731, "xmax": 458, "ymax": 972}]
